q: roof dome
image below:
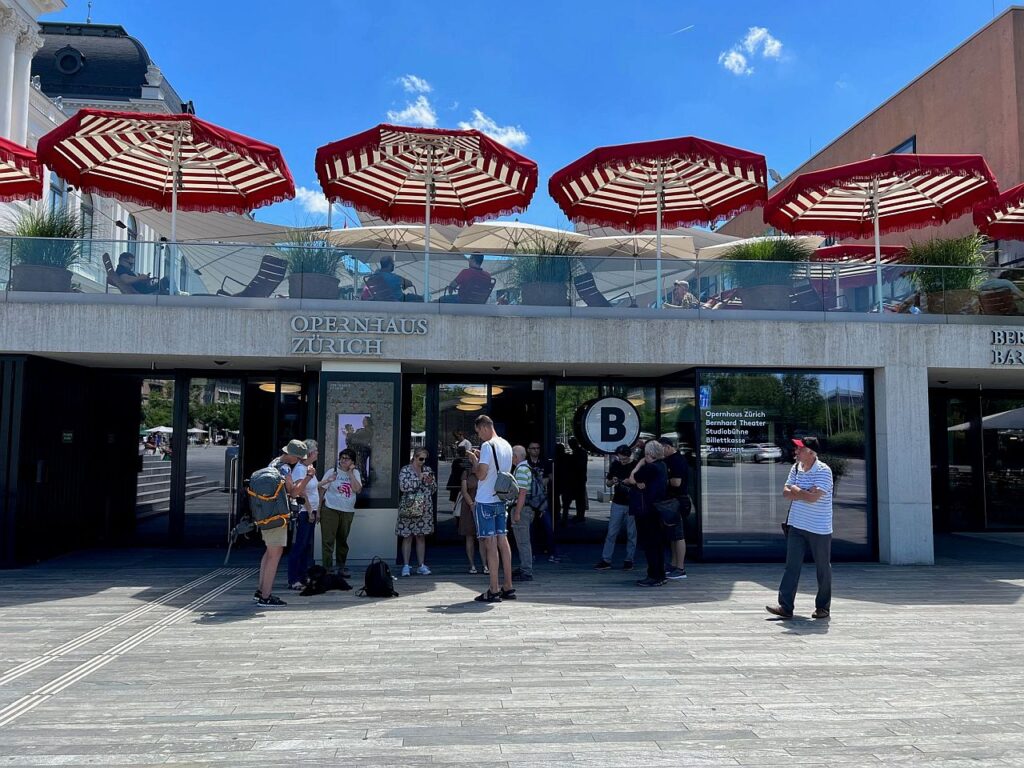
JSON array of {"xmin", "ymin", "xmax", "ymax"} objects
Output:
[{"xmin": 32, "ymin": 23, "xmax": 187, "ymax": 111}]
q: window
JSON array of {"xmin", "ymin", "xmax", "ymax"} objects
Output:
[
  {"xmin": 888, "ymin": 136, "xmax": 917, "ymax": 155},
  {"xmin": 125, "ymin": 214, "xmax": 138, "ymax": 256},
  {"xmin": 54, "ymin": 46, "xmax": 85, "ymax": 75},
  {"xmin": 79, "ymin": 194, "xmax": 95, "ymax": 263},
  {"xmin": 698, "ymin": 369, "xmax": 872, "ymax": 560},
  {"xmin": 48, "ymin": 172, "xmax": 66, "ymax": 210}
]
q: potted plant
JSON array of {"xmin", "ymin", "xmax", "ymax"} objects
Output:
[
  {"xmin": 511, "ymin": 232, "xmax": 582, "ymax": 306},
  {"xmin": 9, "ymin": 206, "xmax": 83, "ymax": 292},
  {"xmin": 281, "ymin": 229, "xmax": 343, "ymax": 299},
  {"xmin": 721, "ymin": 237, "xmax": 814, "ymax": 310},
  {"xmin": 905, "ymin": 235, "xmax": 985, "ymax": 315}
]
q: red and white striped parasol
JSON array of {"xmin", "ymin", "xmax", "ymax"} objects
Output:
[
  {"xmin": 0, "ymin": 136, "xmax": 42, "ymax": 202},
  {"xmin": 812, "ymin": 244, "xmax": 907, "ymax": 262},
  {"xmin": 764, "ymin": 154, "xmax": 998, "ymax": 312},
  {"xmin": 315, "ymin": 124, "xmax": 538, "ymax": 301},
  {"xmin": 973, "ymin": 181, "xmax": 1024, "ymax": 240},
  {"xmin": 549, "ymin": 137, "xmax": 767, "ymax": 306},
  {"xmin": 37, "ymin": 109, "xmax": 294, "ymax": 293}
]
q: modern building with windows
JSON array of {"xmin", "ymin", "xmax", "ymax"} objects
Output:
[{"xmin": 1, "ymin": 8, "xmax": 1022, "ymax": 569}]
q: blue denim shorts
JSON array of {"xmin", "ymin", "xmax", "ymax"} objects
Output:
[{"xmin": 474, "ymin": 501, "xmax": 508, "ymax": 538}]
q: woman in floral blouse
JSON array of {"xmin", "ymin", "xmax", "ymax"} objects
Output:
[{"xmin": 395, "ymin": 448, "xmax": 436, "ymax": 577}]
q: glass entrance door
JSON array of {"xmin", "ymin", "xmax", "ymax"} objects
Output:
[
  {"xmin": 981, "ymin": 396, "xmax": 1024, "ymax": 528},
  {"xmin": 182, "ymin": 378, "xmax": 242, "ymax": 546}
]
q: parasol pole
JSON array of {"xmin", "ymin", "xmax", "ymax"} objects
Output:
[
  {"xmin": 655, "ymin": 163, "xmax": 664, "ymax": 309},
  {"xmin": 168, "ymin": 128, "xmax": 181, "ymax": 295},
  {"xmin": 872, "ymin": 178, "xmax": 883, "ymax": 314},
  {"xmin": 423, "ymin": 152, "xmax": 433, "ymax": 303}
]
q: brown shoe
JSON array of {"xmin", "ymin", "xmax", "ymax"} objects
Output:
[
  {"xmin": 765, "ymin": 604, "xmax": 794, "ymax": 619},
  {"xmin": 811, "ymin": 609, "xmax": 830, "ymax": 619}
]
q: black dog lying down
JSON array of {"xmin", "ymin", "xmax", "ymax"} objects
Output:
[{"xmin": 300, "ymin": 565, "xmax": 352, "ymax": 596}]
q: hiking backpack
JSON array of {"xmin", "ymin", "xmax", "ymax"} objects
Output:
[
  {"xmin": 246, "ymin": 466, "xmax": 291, "ymax": 530},
  {"xmin": 357, "ymin": 556, "xmax": 399, "ymax": 598}
]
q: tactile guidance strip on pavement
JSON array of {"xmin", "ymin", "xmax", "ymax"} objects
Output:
[{"xmin": 0, "ymin": 568, "xmax": 256, "ymax": 728}]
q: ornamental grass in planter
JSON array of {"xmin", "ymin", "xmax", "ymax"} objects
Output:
[
  {"xmin": 721, "ymin": 237, "xmax": 814, "ymax": 310},
  {"xmin": 10, "ymin": 207, "xmax": 83, "ymax": 292},
  {"xmin": 282, "ymin": 230, "xmax": 344, "ymax": 299},
  {"xmin": 905, "ymin": 235, "xmax": 986, "ymax": 315},
  {"xmin": 511, "ymin": 232, "xmax": 582, "ymax": 306}
]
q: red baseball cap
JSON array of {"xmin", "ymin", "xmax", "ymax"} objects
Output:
[{"xmin": 792, "ymin": 437, "xmax": 820, "ymax": 452}]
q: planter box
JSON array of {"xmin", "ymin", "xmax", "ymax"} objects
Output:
[
  {"xmin": 288, "ymin": 273, "xmax": 340, "ymax": 299},
  {"xmin": 737, "ymin": 284, "xmax": 790, "ymax": 310},
  {"xmin": 10, "ymin": 264, "xmax": 74, "ymax": 293},
  {"xmin": 520, "ymin": 280, "xmax": 569, "ymax": 307},
  {"xmin": 923, "ymin": 289, "xmax": 979, "ymax": 315}
]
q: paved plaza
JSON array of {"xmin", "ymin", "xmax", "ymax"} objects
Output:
[{"xmin": 0, "ymin": 536, "xmax": 1022, "ymax": 767}]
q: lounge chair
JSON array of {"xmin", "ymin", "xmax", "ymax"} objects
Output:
[
  {"xmin": 789, "ymin": 281, "xmax": 824, "ymax": 311},
  {"xmin": 216, "ymin": 254, "xmax": 287, "ymax": 298},
  {"xmin": 573, "ymin": 272, "xmax": 634, "ymax": 308},
  {"xmin": 102, "ymin": 252, "xmax": 140, "ymax": 294}
]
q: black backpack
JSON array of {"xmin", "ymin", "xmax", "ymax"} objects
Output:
[{"xmin": 357, "ymin": 556, "xmax": 399, "ymax": 598}]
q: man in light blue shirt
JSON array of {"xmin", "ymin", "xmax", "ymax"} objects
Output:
[{"xmin": 766, "ymin": 436, "xmax": 834, "ymax": 620}]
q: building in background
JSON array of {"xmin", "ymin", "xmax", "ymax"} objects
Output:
[{"xmin": 722, "ymin": 6, "xmax": 1024, "ymax": 267}]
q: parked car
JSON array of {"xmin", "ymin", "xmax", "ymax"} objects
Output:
[
  {"xmin": 704, "ymin": 449, "xmax": 737, "ymax": 467},
  {"xmin": 738, "ymin": 443, "xmax": 782, "ymax": 463}
]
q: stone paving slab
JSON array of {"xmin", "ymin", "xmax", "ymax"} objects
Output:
[{"xmin": 0, "ymin": 544, "xmax": 1022, "ymax": 767}]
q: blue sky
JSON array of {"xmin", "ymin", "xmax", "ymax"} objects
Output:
[{"xmin": 49, "ymin": 1, "xmax": 1015, "ymax": 228}]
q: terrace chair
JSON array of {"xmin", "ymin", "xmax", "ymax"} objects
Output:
[
  {"xmin": 979, "ymin": 287, "xmax": 1019, "ymax": 315},
  {"xmin": 362, "ymin": 272, "xmax": 405, "ymax": 301},
  {"xmin": 216, "ymin": 254, "xmax": 287, "ymax": 298},
  {"xmin": 441, "ymin": 274, "xmax": 496, "ymax": 304},
  {"xmin": 789, "ymin": 280, "xmax": 825, "ymax": 311},
  {"xmin": 573, "ymin": 272, "xmax": 635, "ymax": 308},
  {"xmin": 102, "ymin": 252, "xmax": 140, "ymax": 295}
]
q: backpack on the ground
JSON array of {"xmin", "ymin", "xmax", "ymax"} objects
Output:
[
  {"xmin": 246, "ymin": 466, "xmax": 290, "ymax": 530},
  {"xmin": 357, "ymin": 556, "xmax": 399, "ymax": 598},
  {"xmin": 489, "ymin": 443, "xmax": 519, "ymax": 503}
]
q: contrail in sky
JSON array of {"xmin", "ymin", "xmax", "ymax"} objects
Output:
[{"xmin": 670, "ymin": 24, "xmax": 695, "ymax": 35}]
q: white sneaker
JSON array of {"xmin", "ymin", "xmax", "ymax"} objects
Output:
[
  {"xmin": 401, "ymin": 565, "xmax": 411, "ymax": 577},
  {"xmin": 417, "ymin": 564, "xmax": 431, "ymax": 576}
]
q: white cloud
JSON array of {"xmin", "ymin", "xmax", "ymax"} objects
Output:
[
  {"xmin": 718, "ymin": 50, "xmax": 753, "ymax": 76},
  {"xmin": 294, "ymin": 186, "xmax": 330, "ymax": 215},
  {"xmin": 398, "ymin": 74, "xmax": 432, "ymax": 94},
  {"xmin": 457, "ymin": 109, "xmax": 529, "ymax": 148},
  {"xmin": 742, "ymin": 26, "xmax": 782, "ymax": 58},
  {"xmin": 719, "ymin": 26, "xmax": 783, "ymax": 76},
  {"xmin": 387, "ymin": 95, "xmax": 438, "ymax": 127}
]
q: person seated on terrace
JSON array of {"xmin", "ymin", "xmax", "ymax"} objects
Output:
[
  {"xmin": 361, "ymin": 254, "xmax": 422, "ymax": 301},
  {"xmin": 440, "ymin": 253, "xmax": 492, "ymax": 303},
  {"xmin": 116, "ymin": 252, "xmax": 168, "ymax": 294},
  {"xmin": 979, "ymin": 272, "xmax": 1024, "ymax": 314},
  {"xmin": 663, "ymin": 279, "xmax": 700, "ymax": 309}
]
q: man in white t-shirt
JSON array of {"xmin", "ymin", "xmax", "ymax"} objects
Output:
[{"xmin": 469, "ymin": 414, "xmax": 515, "ymax": 603}]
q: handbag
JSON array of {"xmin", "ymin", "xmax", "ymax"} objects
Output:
[{"xmin": 398, "ymin": 491, "xmax": 428, "ymax": 520}]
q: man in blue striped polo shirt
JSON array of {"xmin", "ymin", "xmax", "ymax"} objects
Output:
[{"xmin": 766, "ymin": 436, "xmax": 834, "ymax": 620}]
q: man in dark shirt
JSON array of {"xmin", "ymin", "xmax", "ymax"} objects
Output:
[
  {"xmin": 115, "ymin": 252, "xmax": 167, "ymax": 294},
  {"xmin": 659, "ymin": 437, "xmax": 690, "ymax": 579},
  {"xmin": 626, "ymin": 441, "xmax": 669, "ymax": 586},
  {"xmin": 566, "ymin": 436, "xmax": 590, "ymax": 523},
  {"xmin": 441, "ymin": 252, "xmax": 492, "ymax": 303},
  {"xmin": 595, "ymin": 445, "xmax": 637, "ymax": 571},
  {"xmin": 526, "ymin": 441, "xmax": 559, "ymax": 564}
]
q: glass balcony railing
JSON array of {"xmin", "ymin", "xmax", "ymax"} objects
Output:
[{"xmin": 1, "ymin": 236, "xmax": 1022, "ymax": 319}]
